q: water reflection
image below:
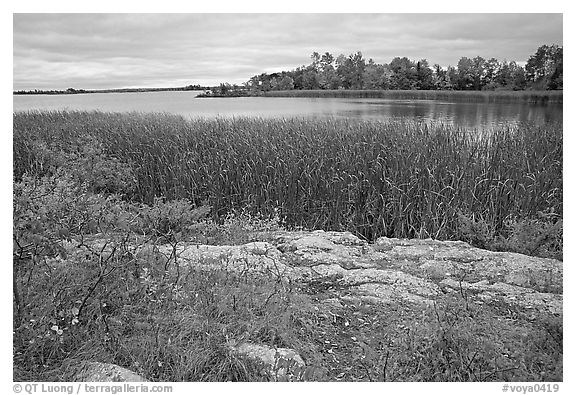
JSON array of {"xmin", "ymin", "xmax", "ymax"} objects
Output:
[
  {"xmin": 337, "ymin": 99, "xmax": 562, "ymax": 129},
  {"xmin": 13, "ymin": 91, "xmax": 562, "ymax": 129}
]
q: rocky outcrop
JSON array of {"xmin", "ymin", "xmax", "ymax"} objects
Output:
[
  {"xmin": 143, "ymin": 230, "xmax": 562, "ymax": 315},
  {"xmin": 67, "ymin": 361, "xmax": 146, "ymax": 382},
  {"xmin": 232, "ymin": 343, "xmax": 306, "ymax": 381},
  {"xmin": 61, "ymin": 230, "xmax": 561, "ymax": 382}
]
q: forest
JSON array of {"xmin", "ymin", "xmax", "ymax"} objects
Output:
[{"xmin": 238, "ymin": 44, "xmax": 563, "ymax": 94}]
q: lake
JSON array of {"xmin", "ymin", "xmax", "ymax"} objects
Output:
[{"xmin": 13, "ymin": 91, "xmax": 562, "ymax": 129}]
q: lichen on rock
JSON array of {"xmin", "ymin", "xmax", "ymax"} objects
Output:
[{"xmin": 155, "ymin": 231, "xmax": 561, "ymax": 316}]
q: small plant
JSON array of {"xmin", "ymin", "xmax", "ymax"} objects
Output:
[
  {"xmin": 201, "ymin": 208, "xmax": 285, "ymax": 245},
  {"xmin": 456, "ymin": 210, "xmax": 563, "ymax": 260},
  {"xmin": 456, "ymin": 212, "xmax": 494, "ymax": 249},
  {"xmin": 134, "ymin": 197, "xmax": 211, "ymax": 241},
  {"xmin": 492, "ymin": 212, "xmax": 562, "ymax": 260}
]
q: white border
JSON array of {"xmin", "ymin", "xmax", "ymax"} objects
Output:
[{"xmin": 4, "ymin": 2, "xmax": 572, "ymax": 394}]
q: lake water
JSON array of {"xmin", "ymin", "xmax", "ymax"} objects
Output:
[{"xmin": 13, "ymin": 91, "xmax": 562, "ymax": 129}]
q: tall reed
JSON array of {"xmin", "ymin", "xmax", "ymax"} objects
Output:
[{"xmin": 13, "ymin": 111, "xmax": 562, "ymax": 241}]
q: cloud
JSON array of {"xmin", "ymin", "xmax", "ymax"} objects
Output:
[{"xmin": 13, "ymin": 13, "xmax": 563, "ymax": 90}]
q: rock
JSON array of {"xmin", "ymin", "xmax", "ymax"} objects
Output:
[
  {"xmin": 374, "ymin": 237, "xmax": 396, "ymax": 251},
  {"xmin": 275, "ymin": 231, "xmax": 369, "ymax": 268},
  {"xmin": 232, "ymin": 343, "xmax": 305, "ymax": 381},
  {"xmin": 375, "ymin": 237, "xmax": 562, "ymax": 293},
  {"xmin": 351, "ymin": 282, "xmax": 436, "ymax": 307},
  {"xmin": 68, "ymin": 361, "xmax": 146, "ymax": 382},
  {"xmin": 301, "ymin": 264, "xmax": 440, "ymax": 306},
  {"xmin": 321, "ymin": 297, "xmax": 345, "ymax": 309},
  {"xmin": 147, "ymin": 231, "xmax": 561, "ymax": 314},
  {"xmin": 276, "ymin": 230, "xmax": 368, "ymax": 247},
  {"xmin": 243, "ymin": 241, "xmax": 278, "ymax": 256},
  {"xmin": 439, "ymin": 278, "xmax": 562, "ymax": 315}
]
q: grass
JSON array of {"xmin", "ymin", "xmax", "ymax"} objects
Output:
[
  {"xmin": 13, "ymin": 185, "xmax": 562, "ymax": 381},
  {"xmin": 13, "ymin": 111, "xmax": 563, "ymax": 256},
  {"xmin": 12, "ymin": 110, "xmax": 563, "ymax": 381},
  {"xmin": 258, "ymin": 89, "xmax": 563, "ymax": 104}
]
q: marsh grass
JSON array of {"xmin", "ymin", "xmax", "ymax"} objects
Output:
[{"xmin": 13, "ymin": 111, "xmax": 562, "ymax": 250}]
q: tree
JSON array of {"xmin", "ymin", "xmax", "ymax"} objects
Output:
[
  {"xmin": 470, "ymin": 56, "xmax": 486, "ymax": 90},
  {"xmin": 362, "ymin": 60, "xmax": 392, "ymax": 89},
  {"xmin": 495, "ymin": 61, "xmax": 511, "ymax": 88},
  {"xmin": 509, "ymin": 62, "xmax": 527, "ymax": 91},
  {"xmin": 548, "ymin": 49, "xmax": 563, "ymax": 90},
  {"xmin": 246, "ymin": 75, "xmax": 263, "ymax": 92},
  {"xmin": 455, "ymin": 57, "xmax": 475, "ymax": 90},
  {"xmin": 432, "ymin": 64, "xmax": 452, "ymax": 90},
  {"xmin": 525, "ymin": 45, "xmax": 563, "ymax": 90},
  {"xmin": 270, "ymin": 75, "xmax": 295, "ymax": 91},
  {"xmin": 546, "ymin": 45, "xmax": 563, "ymax": 90},
  {"xmin": 445, "ymin": 66, "xmax": 458, "ymax": 90},
  {"xmin": 389, "ymin": 57, "xmax": 417, "ymax": 90},
  {"xmin": 302, "ymin": 67, "xmax": 321, "ymax": 90},
  {"xmin": 320, "ymin": 52, "xmax": 335, "ymax": 71},
  {"xmin": 335, "ymin": 54, "xmax": 351, "ymax": 88},
  {"xmin": 318, "ymin": 52, "xmax": 340, "ymax": 89},
  {"xmin": 525, "ymin": 45, "xmax": 548, "ymax": 84},
  {"xmin": 290, "ymin": 66, "xmax": 307, "ymax": 90},
  {"xmin": 483, "ymin": 58, "xmax": 500, "ymax": 89},
  {"xmin": 319, "ymin": 67, "xmax": 341, "ymax": 89},
  {"xmin": 415, "ymin": 59, "xmax": 434, "ymax": 90},
  {"xmin": 310, "ymin": 52, "xmax": 321, "ymax": 71},
  {"xmin": 336, "ymin": 52, "xmax": 366, "ymax": 89},
  {"xmin": 217, "ymin": 83, "xmax": 232, "ymax": 95},
  {"xmin": 349, "ymin": 52, "xmax": 366, "ymax": 89}
]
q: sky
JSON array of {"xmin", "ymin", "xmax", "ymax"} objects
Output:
[{"xmin": 13, "ymin": 13, "xmax": 563, "ymax": 91}]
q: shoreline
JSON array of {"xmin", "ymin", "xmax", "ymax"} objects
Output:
[
  {"xmin": 15, "ymin": 88, "xmax": 563, "ymax": 105},
  {"xmin": 199, "ymin": 89, "xmax": 562, "ymax": 103}
]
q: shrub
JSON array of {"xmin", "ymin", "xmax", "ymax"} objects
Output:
[
  {"xmin": 456, "ymin": 210, "xmax": 562, "ymax": 260},
  {"xmin": 492, "ymin": 212, "xmax": 563, "ymax": 260},
  {"xmin": 133, "ymin": 198, "xmax": 211, "ymax": 241},
  {"xmin": 456, "ymin": 212, "xmax": 494, "ymax": 250}
]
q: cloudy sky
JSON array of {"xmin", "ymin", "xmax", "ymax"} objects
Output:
[{"xmin": 13, "ymin": 13, "xmax": 563, "ymax": 90}]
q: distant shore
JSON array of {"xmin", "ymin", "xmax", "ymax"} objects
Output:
[
  {"xmin": 198, "ymin": 89, "xmax": 563, "ymax": 104},
  {"xmin": 13, "ymin": 86, "xmax": 207, "ymax": 95},
  {"xmin": 15, "ymin": 87, "xmax": 563, "ymax": 105}
]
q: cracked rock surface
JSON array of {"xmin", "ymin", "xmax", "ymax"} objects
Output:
[
  {"xmin": 146, "ymin": 230, "xmax": 561, "ymax": 315},
  {"xmin": 231, "ymin": 343, "xmax": 306, "ymax": 381}
]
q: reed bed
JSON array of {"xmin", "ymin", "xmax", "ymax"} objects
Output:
[
  {"xmin": 13, "ymin": 110, "xmax": 562, "ymax": 241},
  {"xmin": 260, "ymin": 89, "xmax": 563, "ymax": 104}
]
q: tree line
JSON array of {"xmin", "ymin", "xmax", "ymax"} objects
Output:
[
  {"xmin": 243, "ymin": 44, "xmax": 562, "ymax": 93},
  {"xmin": 14, "ymin": 84, "xmax": 208, "ymax": 95}
]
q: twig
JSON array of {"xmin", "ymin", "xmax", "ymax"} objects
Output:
[
  {"xmin": 359, "ymin": 360, "xmax": 373, "ymax": 382},
  {"xmin": 481, "ymin": 366, "xmax": 518, "ymax": 381},
  {"xmin": 382, "ymin": 350, "xmax": 390, "ymax": 382}
]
